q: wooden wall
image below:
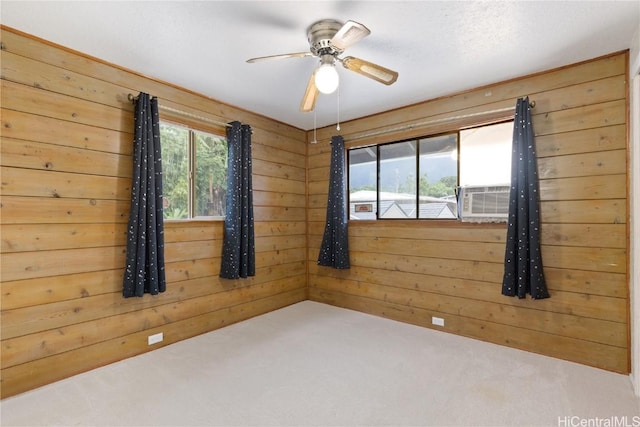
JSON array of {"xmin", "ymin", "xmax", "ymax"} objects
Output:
[
  {"xmin": 0, "ymin": 24, "xmax": 631, "ymax": 399},
  {"xmin": 308, "ymin": 52, "xmax": 630, "ymax": 373},
  {"xmin": 0, "ymin": 26, "xmax": 307, "ymax": 398}
]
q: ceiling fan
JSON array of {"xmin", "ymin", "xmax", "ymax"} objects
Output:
[{"xmin": 246, "ymin": 19, "xmax": 399, "ymax": 112}]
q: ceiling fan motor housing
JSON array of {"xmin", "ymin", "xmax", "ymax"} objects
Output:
[{"xmin": 307, "ymin": 19, "xmax": 344, "ymax": 56}]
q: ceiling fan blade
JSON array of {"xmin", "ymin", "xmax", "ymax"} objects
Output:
[
  {"xmin": 246, "ymin": 52, "xmax": 312, "ymax": 63},
  {"xmin": 330, "ymin": 20, "xmax": 370, "ymax": 51},
  {"xmin": 341, "ymin": 56, "xmax": 398, "ymax": 85},
  {"xmin": 300, "ymin": 71, "xmax": 319, "ymax": 112}
]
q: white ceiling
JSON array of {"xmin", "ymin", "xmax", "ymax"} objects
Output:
[{"xmin": 2, "ymin": 1, "xmax": 639, "ymax": 131}]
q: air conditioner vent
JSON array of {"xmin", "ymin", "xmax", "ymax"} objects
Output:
[{"xmin": 460, "ymin": 185, "xmax": 510, "ymax": 220}]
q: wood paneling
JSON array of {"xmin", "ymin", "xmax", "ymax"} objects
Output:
[
  {"xmin": 307, "ymin": 51, "xmax": 630, "ymax": 373},
  {"xmin": 0, "ymin": 25, "xmax": 631, "ymax": 398},
  {"xmin": 0, "ymin": 26, "xmax": 307, "ymax": 398}
]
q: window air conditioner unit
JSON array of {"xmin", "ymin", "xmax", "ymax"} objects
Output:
[{"xmin": 459, "ymin": 185, "xmax": 510, "ymax": 220}]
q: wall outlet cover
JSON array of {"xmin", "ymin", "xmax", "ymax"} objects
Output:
[{"xmin": 148, "ymin": 332, "xmax": 163, "ymax": 345}]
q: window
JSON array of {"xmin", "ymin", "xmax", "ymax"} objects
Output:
[
  {"xmin": 160, "ymin": 122, "xmax": 228, "ymax": 220},
  {"xmin": 348, "ymin": 121, "xmax": 513, "ymax": 221},
  {"xmin": 459, "ymin": 121, "xmax": 513, "ymax": 187}
]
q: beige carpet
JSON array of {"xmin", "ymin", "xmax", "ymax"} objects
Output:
[{"xmin": 1, "ymin": 301, "xmax": 639, "ymax": 426}]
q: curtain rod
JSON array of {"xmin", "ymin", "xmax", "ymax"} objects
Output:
[
  {"xmin": 346, "ymin": 100, "xmax": 535, "ymax": 143},
  {"xmin": 127, "ymin": 93, "xmax": 231, "ymax": 128}
]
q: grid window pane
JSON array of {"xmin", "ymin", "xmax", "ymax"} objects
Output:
[
  {"xmin": 459, "ymin": 121, "xmax": 513, "ymax": 187},
  {"xmin": 160, "ymin": 123, "xmax": 189, "ymax": 220},
  {"xmin": 418, "ymin": 134, "xmax": 458, "ymax": 219},
  {"xmin": 349, "ymin": 147, "xmax": 377, "ymax": 220},
  {"xmin": 379, "ymin": 141, "xmax": 417, "ymax": 219},
  {"xmin": 194, "ymin": 131, "xmax": 228, "ymax": 217}
]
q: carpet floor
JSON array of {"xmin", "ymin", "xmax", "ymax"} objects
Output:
[{"xmin": 1, "ymin": 301, "xmax": 639, "ymax": 426}]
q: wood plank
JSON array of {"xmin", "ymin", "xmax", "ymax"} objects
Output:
[
  {"xmin": 253, "ymin": 190, "xmax": 306, "ymax": 208},
  {"xmin": 544, "ymin": 268, "xmax": 627, "ymax": 298},
  {"xmin": 537, "ymin": 149, "xmax": 626, "ymax": 179},
  {"xmin": 254, "ymin": 221, "xmax": 306, "ymax": 237},
  {"xmin": 164, "ymin": 240, "xmax": 219, "ymax": 262},
  {"xmin": 533, "ymin": 100, "xmax": 626, "ymax": 136},
  {"xmin": 308, "ymin": 165, "xmax": 330, "ymax": 182},
  {"xmin": 349, "ymin": 237, "xmax": 506, "ymax": 263},
  {"xmin": 1, "ymin": 223, "xmax": 127, "ymax": 253},
  {"xmin": 248, "ymin": 127, "xmax": 306, "ymax": 156},
  {"xmin": 1, "ymin": 79, "xmax": 133, "ymax": 132},
  {"xmin": 253, "ymin": 206, "xmax": 306, "ymax": 222},
  {"xmin": 536, "ymin": 124, "xmax": 627, "ymax": 158},
  {"xmin": 0, "ymin": 196, "xmax": 130, "ymax": 224},
  {"xmin": 541, "ymin": 245, "xmax": 626, "ymax": 273},
  {"xmin": 530, "ymin": 74, "xmax": 626, "ymax": 113},
  {"xmin": 1, "ymin": 166, "xmax": 131, "ymax": 200},
  {"xmin": 253, "ymin": 174, "xmax": 306, "ymax": 195},
  {"xmin": 252, "ymin": 142, "xmax": 305, "ymax": 168},
  {"xmin": 255, "ymin": 235, "xmax": 306, "ymax": 252},
  {"xmin": 1, "ymin": 246, "xmax": 127, "ymax": 282},
  {"xmin": 0, "ymin": 109, "xmax": 132, "ymax": 155},
  {"xmin": 164, "ymin": 221, "xmax": 223, "ymax": 242},
  {"xmin": 252, "ymin": 158, "xmax": 305, "ymax": 182},
  {"xmin": 308, "ymin": 194, "xmax": 328, "ymax": 209},
  {"xmin": 308, "ymin": 181, "xmax": 329, "ymax": 197},
  {"xmin": 540, "ymin": 223, "xmax": 625, "ymax": 248},
  {"xmin": 540, "ymin": 199, "xmax": 626, "ymax": 224},
  {"xmin": 256, "ymin": 248, "xmax": 306, "ymax": 266},
  {"xmin": 348, "ymin": 222, "xmax": 507, "ymax": 243},
  {"xmin": 0, "ymin": 137, "xmax": 132, "ymax": 178},
  {"xmin": 539, "ymin": 174, "xmax": 626, "ymax": 201},
  {"xmin": 1, "ymin": 269, "xmax": 123, "ymax": 310}
]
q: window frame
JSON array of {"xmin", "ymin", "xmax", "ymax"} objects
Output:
[
  {"xmin": 159, "ymin": 119, "xmax": 227, "ymax": 222},
  {"xmin": 347, "ymin": 119, "xmax": 514, "ymax": 222}
]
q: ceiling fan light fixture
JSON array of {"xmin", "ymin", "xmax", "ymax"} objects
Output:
[
  {"xmin": 315, "ymin": 62, "xmax": 339, "ymax": 94},
  {"xmin": 247, "ymin": 18, "xmax": 398, "ymax": 113}
]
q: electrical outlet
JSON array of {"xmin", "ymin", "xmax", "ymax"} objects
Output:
[
  {"xmin": 148, "ymin": 332, "xmax": 163, "ymax": 345},
  {"xmin": 432, "ymin": 317, "xmax": 445, "ymax": 327}
]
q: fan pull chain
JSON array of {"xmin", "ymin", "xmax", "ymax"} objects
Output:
[
  {"xmin": 311, "ymin": 109, "xmax": 317, "ymax": 144},
  {"xmin": 336, "ymin": 85, "xmax": 341, "ymax": 131}
]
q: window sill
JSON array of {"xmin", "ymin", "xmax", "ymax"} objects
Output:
[{"xmin": 348, "ymin": 219, "xmax": 507, "ymax": 229}]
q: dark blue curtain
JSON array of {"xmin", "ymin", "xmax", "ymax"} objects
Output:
[
  {"xmin": 318, "ymin": 135, "xmax": 350, "ymax": 269},
  {"xmin": 123, "ymin": 93, "xmax": 166, "ymax": 297},
  {"xmin": 220, "ymin": 121, "xmax": 255, "ymax": 279},
  {"xmin": 502, "ymin": 97, "xmax": 549, "ymax": 299}
]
